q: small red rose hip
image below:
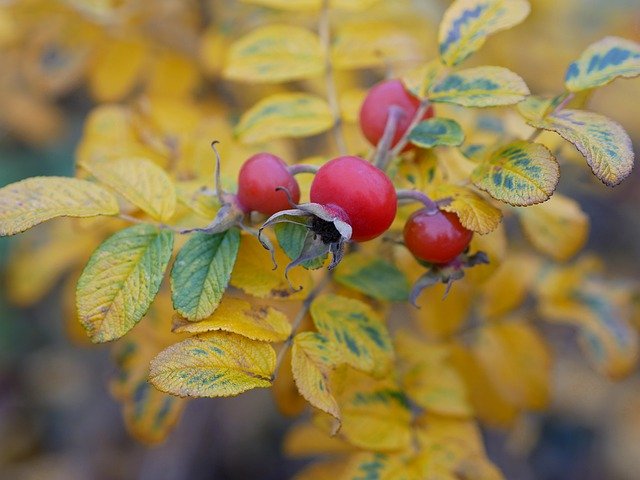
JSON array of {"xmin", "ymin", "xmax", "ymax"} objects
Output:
[
  {"xmin": 403, "ymin": 209, "xmax": 473, "ymax": 264},
  {"xmin": 310, "ymin": 155, "xmax": 397, "ymax": 242},
  {"xmin": 359, "ymin": 79, "xmax": 434, "ymax": 150},
  {"xmin": 237, "ymin": 153, "xmax": 300, "ymax": 216}
]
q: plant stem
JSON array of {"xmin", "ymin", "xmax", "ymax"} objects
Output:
[
  {"xmin": 373, "ymin": 105, "xmax": 404, "ymax": 170},
  {"xmin": 389, "ymin": 99, "xmax": 431, "ymax": 157},
  {"xmin": 396, "ymin": 189, "xmax": 439, "ymax": 214},
  {"xmin": 527, "ymin": 92, "xmax": 575, "ymax": 142},
  {"xmin": 117, "ymin": 214, "xmax": 183, "ymax": 233},
  {"xmin": 320, "ymin": 0, "xmax": 347, "ymax": 156},
  {"xmin": 288, "ymin": 164, "xmax": 320, "ymax": 175}
]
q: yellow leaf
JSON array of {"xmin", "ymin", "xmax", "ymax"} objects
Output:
[
  {"xmin": 273, "ymin": 349, "xmax": 308, "ymax": 417},
  {"xmin": 175, "ymin": 181, "xmax": 219, "ymax": 220},
  {"xmin": 172, "ymin": 296, "xmax": 291, "ymax": 342},
  {"xmin": 416, "ymin": 413, "xmax": 484, "ymax": 455},
  {"xmin": 517, "ymin": 193, "xmax": 589, "ymax": 261},
  {"xmin": 465, "ymin": 223, "xmax": 507, "ymax": 283},
  {"xmin": 342, "ymin": 452, "xmax": 417, "ymax": 480},
  {"xmin": 240, "ymin": 0, "xmax": 381, "ymax": 11},
  {"xmin": 147, "ymin": 50, "xmax": 200, "ymax": 98},
  {"xmin": 235, "ymin": 93, "xmax": 333, "ymax": 144},
  {"xmin": 284, "ymin": 421, "xmax": 355, "ymax": 457},
  {"xmin": 224, "ymin": 25, "xmax": 324, "ymax": 83},
  {"xmin": 432, "ymin": 184, "xmax": 502, "ymax": 234},
  {"xmin": 0, "ymin": 177, "xmax": 119, "ymax": 236},
  {"xmin": 292, "ymin": 459, "xmax": 349, "ymax": 480},
  {"xmin": 340, "ymin": 88, "xmax": 366, "ymax": 123},
  {"xmin": 149, "ymin": 331, "xmax": 276, "ymax": 397},
  {"xmin": 411, "ymin": 281, "xmax": 473, "ymax": 339},
  {"xmin": 311, "ymin": 294, "xmax": 393, "ymax": 377},
  {"xmin": 81, "ymin": 157, "xmax": 177, "ymax": 222}
]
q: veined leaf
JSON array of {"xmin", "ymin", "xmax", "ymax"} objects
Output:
[
  {"xmin": 565, "ymin": 36, "xmax": 640, "ymax": 92},
  {"xmin": 171, "ymin": 230, "xmax": 240, "ymax": 321},
  {"xmin": 429, "ymin": 67, "xmax": 529, "ymax": 107},
  {"xmin": 76, "ymin": 225, "xmax": 174, "ymax": 343},
  {"xmin": 342, "ymin": 453, "xmax": 414, "ymax": 480},
  {"xmin": 172, "ymin": 296, "xmax": 291, "ymax": 342},
  {"xmin": 432, "ymin": 184, "xmax": 502, "ymax": 234},
  {"xmin": 333, "ymin": 253, "xmax": 409, "ymax": 301},
  {"xmin": 310, "ymin": 294, "xmax": 393, "ymax": 376},
  {"xmin": 240, "ymin": 0, "xmax": 381, "ymax": 11},
  {"xmin": 81, "ymin": 157, "xmax": 176, "ymax": 222},
  {"xmin": 224, "ymin": 25, "xmax": 324, "ymax": 83},
  {"xmin": 149, "ymin": 332, "xmax": 276, "ymax": 397},
  {"xmin": 471, "ymin": 141, "xmax": 559, "ymax": 206},
  {"xmin": 235, "ymin": 93, "xmax": 333, "ymax": 144},
  {"xmin": 438, "ymin": 0, "xmax": 530, "ymax": 66},
  {"xmin": 0, "ymin": 177, "xmax": 119, "ymax": 236},
  {"xmin": 408, "ymin": 118, "xmax": 465, "ymax": 148},
  {"xmin": 528, "ymin": 109, "xmax": 634, "ymax": 187},
  {"xmin": 275, "ymin": 222, "xmax": 326, "ymax": 270},
  {"xmin": 402, "ymin": 60, "xmax": 446, "ymax": 99}
]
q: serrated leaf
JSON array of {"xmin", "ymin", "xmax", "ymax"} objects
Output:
[
  {"xmin": 240, "ymin": 0, "xmax": 381, "ymax": 11},
  {"xmin": 0, "ymin": 177, "xmax": 119, "ymax": 236},
  {"xmin": 292, "ymin": 332, "xmax": 342, "ymax": 420},
  {"xmin": 310, "ymin": 294, "xmax": 393, "ymax": 376},
  {"xmin": 565, "ymin": 37, "xmax": 640, "ymax": 92},
  {"xmin": 171, "ymin": 230, "xmax": 240, "ymax": 321},
  {"xmin": 224, "ymin": 25, "xmax": 324, "ymax": 83},
  {"xmin": 432, "ymin": 184, "xmax": 502, "ymax": 234},
  {"xmin": 438, "ymin": 0, "xmax": 530, "ymax": 66},
  {"xmin": 471, "ymin": 141, "xmax": 559, "ymax": 206},
  {"xmin": 528, "ymin": 109, "xmax": 634, "ymax": 187},
  {"xmin": 333, "ymin": 253, "xmax": 409, "ymax": 301},
  {"xmin": 429, "ymin": 67, "xmax": 529, "ymax": 107},
  {"xmin": 172, "ymin": 296, "xmax": 291, "ymax": 342},
  {"xmin": 275, "ymin": 222, "xmax": 326, "ymax": 270},
  {"xmin": 408, "ymin": 118, "xmax": 465, "ymax": 148},
  {"xmin": 81, "ymin": 157, "xmax": 177, "ymax": 222},
  {"xmin": 235, "ymin": 93, "xmax": 333, "ymax": 144},
  {"xmin": 76, "ymin": 225, "xmax": 174, "ymax": 343},
  {"xmin": 517, "ymin": 193, "xmax": 589, "ymax": 261},
  {"xmin": 149, "ymin": 332, "xmax": 276, "ymax": 397}
]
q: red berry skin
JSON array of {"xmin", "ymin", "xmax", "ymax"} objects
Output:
[
  {"xmin": 403, "ymin": 209, "xmax": 473, "ymax": 264},
  {"xmin": 359, "ymin": 79, "xmax": 434, "ymax": 150},
  {"xmin": 237, "ymin": 153, "xmax": 300, "ymax": 215},
  {"xmin": 310, "ymin": 156, "xmax": 397, "ymax": 242}
]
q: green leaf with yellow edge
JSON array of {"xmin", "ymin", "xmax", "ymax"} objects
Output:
[
  {"xmin": 224, "ymin": 25, "xmax": 323, "ymax": 83},
  {"xmin": 240, "ymin": 0, "xmax": 381, "ymax": 11},
  {"xmin": 172, "ymin": 296, "xmax": 291, "ymax": 342},
  {"xmin": 471, "ymin": 141, "xmax": 559, "ymax": 206},
  {"xmin": 76, "ymin": 225, "xmax": 174, "ymax": 343},
  {"xmin": 472, "ymin": 321, "xmax": 551, "ymax": 410},
  {"xmin": 275, "ymin": 222, "xmax": 326, "ymax": 270},
  {"xmin": 81, "ymin": 157, "xmax": 177, "ymax": 222},
  {"xmin": 292, "ymin": 332, "xmax": 342, "ymax": 420},
  {"xmin": 528, "ymin": 109, "xmax": 634, "ymax": 187},
  {"xmin": 235, "ymin": 93, "xmax": 333, "ymax": 144},
  {"xmin": 0, "ymin": 177, "xmax": 119, "ymax": 236},
  {"xmin": 429, "ymin": 67, "xmax": 529, "ymax": 107},
  {"xmin": 333, "ymin": 252, "xmax": 410, "ymax": 301},
  {"xmin": 432, "ymin": 184, "xmax": 502, "ymax": 234},
  {"xmin": 517, "ymin": 193, "xmax": 589, "ymax": 261},
  {"xmin": 565, "ymin": 37, "xmax": 640, "ymax": 92},
  {"xmin": 408, "ymin": 118, "xmax": 465, "ymax": 148},
  {"xmin": 311, "ymin": 294, "xmax": 393, "ymax": 376},
  {"xmin": 149, "ymin": 331, "xmax": 276, "ymax": 397},
  {"xmin": 438, "ymin": 0, "xmax": 530, "ymax": 66},
  {"xmin": 171, "ymin": 230, "xmax": 240, "ymax": 321},
  {"xmin": 402, "ymin": 60, "xmax": 446, "ymax": 99}
]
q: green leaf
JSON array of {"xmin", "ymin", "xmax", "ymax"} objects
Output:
[
  {"xmin": 334, "ymin": 253, "xmax": 410, "ymax": 301},
  {"xmin": 438, "ymin": 0, "xmax": 530, "ymax": 66},
  {"xmin": 429, "ymin": 67, "xmax": 529, "ymax": 107},
  {"xmin": 565, "ymin": 36, "xmax": 640, "ymax": 92},
  {"xmin": 275, "ymin": 222, "xmax": 326, "ymax": 270},
  {"xmin": 76, "ymin": 225, "xmax": 174, "ymax": 343},
  {"xmin": 171, "ymin": 229, "xmax": 240, "ymax": 321},
  {"xmin": 528, "ymin": 109, "xmax": 634, "ymax": 187},
  {"xmin": 408, "ymin": 118, "xmax": 465, "ymax": 148},
  {"xmin": 471, "ymin": 141, "xmax": 559, "ymax": 206}
]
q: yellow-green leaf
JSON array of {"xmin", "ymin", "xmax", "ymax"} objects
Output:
[
  {"xmin": 429, "ymin": 67, "xmax": 529, "ymax": 107},
  {"xmin": 408, "ymin": 118, "xmax": 465, "ymax": 148},
  {"xmin": 81, "ymin": 157, "xmax": 177, "ymax": 222},
  {"xmin": 402, "ymin": 60, "xmax": 446, "ymax": 99},
  {"xmin": 240, "ymin": 0, "xmax": 381, "ymax": 11},
  {"xmin": 432, "ymin": 184, "xmax": 502, "ymax": 234},
  {"xmin": 224, "ymin": 25, "xmax": 324, "ymax": 83},
  {"xmin": 334, "ymin": 253, "xmax": 410, "ymax": 302},
  {"xmin": 292, "ymin": 332, "xmax": 342, "ymax": 419},
  {"xmin": 149, "ymin": 332, "xmax": 276, "ymax": 397},
  {"xmin": 311, "ymin": 294, "xmax": 393, "ymax": 376},
  {"xmin": 471, "ymin": 141, "xmax": 559, "ymax": 206},
  {"xmin": 565, "ymin": 36, "xmax": 640, "ymax": 92},
  {"xmin": 172, "ymin": 296, "xmax": 291, "ymax": 342},
  {"xmin": 76, "ymin": 225, "xmax": 174, "ymax": 343},
  {"xmin": 342, "ymin": 453, "xmax": 414, "ymax": 480},
  {"xmin": 0, "ymin": 177, "xmax": 119, "ymax": 236},
  {"xmin": 438, "ymin": 0, "xmax": 530, "ymax": 66},
  {"xmin": 235, "ymin": 93, "xmax": 333, "ymax": 144},
  {"xmin": 528, "ymin": 109, "xmax": 634, "ymax": 187}
]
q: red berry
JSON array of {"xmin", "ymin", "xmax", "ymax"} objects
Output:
[
  {"xmin": 359, "ymin": 79, "xmax": 434, "ymax": 150},
  {"xmin": 310, "ymin": 156, "xmax": 397, "ymax": 242},
  {"xmin": 403, "ymin": 209, "xmax": 473, "ymax": 264},
  {"xmin": 237, "ymin": 153, "xmax": 300, "ymax": 215}
]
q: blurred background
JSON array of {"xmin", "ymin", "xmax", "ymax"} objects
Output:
[{"xmin": 0, "ymin": 0, "xmax": 639, "ymax": 479}]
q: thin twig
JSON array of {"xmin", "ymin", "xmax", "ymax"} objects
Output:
[
  {"xmin": 117, "ymin": 214, "xmax": 183, "ymax": 233},
  {"xmin": 388, "ymin": 99, "xmax": 431, "ymax": 158}
]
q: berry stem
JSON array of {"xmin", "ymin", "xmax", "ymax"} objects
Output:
[
  {"xmin": 396, "ymin": 189, "xmax": 439, "ymax": 214},
  {"xmin": 373, "ymin": 105, "xmax": 405, "ymax": 170},
  {"xmin": 389, "ymin": 98, "xmax": 431, "ymax": 157},
  {"xmin": 288, "ymin": 164, "xmax": 319, "ymax": 176}
]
